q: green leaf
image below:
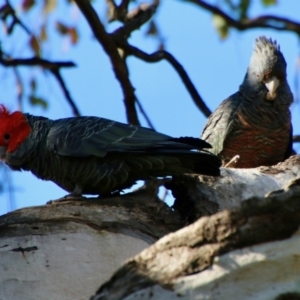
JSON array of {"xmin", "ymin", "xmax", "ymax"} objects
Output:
[
  {"xmin": 239, "ymin": 0, "xmax": 250, "ymax": 20},
  {"xmin": 29, "ymin": 96, "xmax": 48, "ymax": 109},
  {"xmin": 212, "ymin": 15, "xmax": 229, "ymax": 40},
  {"xmin": 43, "ymin": 0, "xmax": 56, "ymax": 14},
  {"xmin": 261, "ymin": 0, "xmax": 276, "ymax": 6},
  {"xmin": 29, "ymin": 35, "xmax": 41, "ymax": 56}
]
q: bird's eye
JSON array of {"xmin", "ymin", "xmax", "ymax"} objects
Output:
[{"xmin": 4, "ymin": 133, "xmax": 10, "ymax": 141}]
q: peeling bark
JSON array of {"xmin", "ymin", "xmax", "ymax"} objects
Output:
[
  {"xmin": 169, "ymin": 155, "xmax": 300, "ymax": 222},
  {"xmin": 92, "ymin": 177, "xmax": 300, "ymax": 300},
  {"xmin": 1, "ymin": 157, "xmax": 300, "ymax": 300}
]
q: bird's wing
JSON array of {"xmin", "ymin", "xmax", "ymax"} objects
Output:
[
  {"xmin": 201, "ymin": 93, "xmax": 241, "ymax": 155},
  {"xmin": 46, "ymin": 116, "xmax": 192, "ymax": 157},
  {"xmin": 46, "ymin": 116, "xmax": 171, "ymax": 157}
]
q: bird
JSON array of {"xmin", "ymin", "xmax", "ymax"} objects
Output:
[
  {"xmin": 0, "ymin": 105, "xmax": 221, "ymax": 197},
  {"xmin": 201, "ymin": 36, "xmax": 293, "ymax": 168}
]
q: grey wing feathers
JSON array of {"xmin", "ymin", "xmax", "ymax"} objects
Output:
[
  {"xmin": 201, "ymin": 93, "xmax": 241, "ymax": 155},
  {"xmin": 46, "ymin": 117, "xmax": 193, "ymax": 157}
]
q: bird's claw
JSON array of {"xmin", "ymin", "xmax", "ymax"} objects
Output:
[
  {"xmin": 47, "ymin": 194, "xmax": 87, "ymax": 204},
  {"xmin": 224, "ymin": 155, "xmax": 240, "ymax": 168}
]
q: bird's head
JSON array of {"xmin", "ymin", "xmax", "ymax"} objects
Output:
[
  {"xmin": 244, "ymin": 36, "xmax": 287, "ymax": 101},
  {"xmin": 0, "ymin": 105, "xmax": 31, "ymax": 159}
]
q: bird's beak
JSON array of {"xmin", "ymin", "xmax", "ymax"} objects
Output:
[
  {"xmin": 0, "ymin": 146, "xmax": 7, "ymax": 159},
  {"xmin": 264, "ymin": 76, "xmax": 280, "ymax": 100}
]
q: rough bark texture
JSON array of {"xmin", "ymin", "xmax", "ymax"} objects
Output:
[
  {"xmin": 1, "ymin": 156, "xmax": 300, "ymax": 300},
  {"xmin": 0, "ymin": 190, "xmax": 182, "ymax": 300},
  {"xmin": 92, "ymin": 176, "xmax": 300, "ymax": 300},
  {"xmin": 169, "ymin": 154, "xmax": 300, "ymax": 223}
]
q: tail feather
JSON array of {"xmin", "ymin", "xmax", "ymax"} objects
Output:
[
  {"xmin": 179, "ymin": 152, "xmax": 221, "ymax": 176},
  {"xmin": 168, "ymin": 136, "xmax": 212, "ymax": 149}
]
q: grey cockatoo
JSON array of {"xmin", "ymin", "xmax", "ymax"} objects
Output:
[
  {"xmin": 201, "ymin": 36, "xmax": 293, "ymax": 168},
  {"xmin": 0, "ymin": 106, "xmax": 221, "ymax": 197}
]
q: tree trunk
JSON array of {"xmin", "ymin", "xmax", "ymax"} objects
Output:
[
  {"xmin": 0, "ymin": 191, "xmax": 181, "ymax": 300},
  {"xmin": 92, "ymin": 176, "xmax": 300, "ymax": 300}
]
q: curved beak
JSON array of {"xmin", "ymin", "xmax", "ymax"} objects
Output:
[
  {"xmin": 264, "ymin": 76, "xmax": 280, "ymax": 100},
  {"xmin": 0, "ymin": 146, "xmax": 7, "ymax": 159}
]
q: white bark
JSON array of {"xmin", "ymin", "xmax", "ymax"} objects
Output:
[
  {"xmin": 196, "ymin": 155, "xmax": 300, "ymax": 209},
  {"xmin": 169, "ymin": 155, "xmax": 300, "ymax": 220},
  {"xmin": 124, "ymin": 229, "xmax": 300, "ymax": 300},
  {"xmin": 92, "ymin": 177, "xmax": 300, "ymax": 300},
  {"xmin": 1, "ymin": 156, "xmax": 300, "ymax": 300},
  {"xmin": 0, "ymin": 226, "xmax": 148, "ymax": 300},
  {"xmin": 0, "ymin": 192, "xmax": 181, "ymax": 300}
]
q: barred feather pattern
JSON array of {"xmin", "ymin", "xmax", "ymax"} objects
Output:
[
  {"xmin": 201, "ymin": 36, "xmax": 293, "ymax": 168},
  {"xmin": 5, "ymin": 115, "xmax": 221, "ymax": 195}
]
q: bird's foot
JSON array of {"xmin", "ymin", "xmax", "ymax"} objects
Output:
[
  {"xmin": 47, "ymin": 194, "xmax": 87, "ymax": 204},
  {"xmin": 224, "ymin": 155, "xmax": 240, "ymax": 168}
]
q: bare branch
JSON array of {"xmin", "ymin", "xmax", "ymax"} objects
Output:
[
  {"xmin": 0, "ymin": 52, "xmax": 79, "ymax": 116},
  {"xmin": 185, "ymin": 0, "xmax": 300, "ymax": 35},
  {"xmin": 293, "ymin": 135, "xmax": 300, "ymax": 143},
  {"xmin": 12, "ymin": 68, "xmax": 24, "ymax": 111},
  {"xmin": 105, "ymin": 0, "xmax": 118, "ymax": 21},
  {"xmin": 50, "ymin": 69, "xmax": 80, "ymax": 117},
  {"xmin": 118, "ymin": 0, "xmax": 131, "ymax": 12},
  {"xmin": 112, "ymin": 4, "xmax": 157, "ymax": 39},
  {"xmin": 125, "ymin": 44, "xmax": 212, "ymax": 118},
  {"xmin": 0, "ymin": 55, "xmax": 76, "ymax": 69},
  {"xmin": 3, "ymin": 0, "xmax": 32, "ymax": 35},
  {"xmin": 74, "ymin": 0, "xmax": 140, "ymax": 125},
  {"xmin": 135, "ymin": 98, "xmax": 156, "ymax": 130}
]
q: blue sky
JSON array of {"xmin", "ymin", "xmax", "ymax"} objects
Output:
[{"xmin": 1, "ymin": 0, "xmax": 300, "ymax": 214}]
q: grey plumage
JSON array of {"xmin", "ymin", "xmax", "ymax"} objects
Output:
[
  {"xmin": 2, "ymin": 113, "xmax": 221, "ymax": 196},
  {"xmin": 201, "ymin": 36, "xmax": 293, "ymax": 168}
]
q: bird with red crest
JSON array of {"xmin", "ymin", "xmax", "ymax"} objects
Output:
[{"xmin": 0, "ymin": 105, "xmax": 221, "ymax": 198}]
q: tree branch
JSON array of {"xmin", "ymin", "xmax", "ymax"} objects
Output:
[
  {"xmin": 0, "ymin": 52, "xmax": 80, "ymax": 116},
  {"xmin": 185, "ymin": 0, "xmax": 300, "ymax": 35},
  {"xmin": 124, "ymin": 44, "xmax": 212, "ymax": 118},
  {"xmin": 112, "ymin": 4, "xmax": 157, "ymax": 40},
  {"xmin": 0, "ymin": 55, "xmax": 75, "ymax": 69},
  {"xmin": 3, "ymin": 0, "xmax": 32, "ymax": 35},
  {"xmin": 74, "ymin": 0, "xmax": 140, "ymax": 125},
  {"xmin": 293, "ymin": 135, "xmax": 300, "ymax": 143},
  {"xmin": 50, "ymin": 69, "xmax": 80, "ymax": 117},
  {"xmin": 135, "ymin": 98, "xmax": 156, "ymax": 130}
]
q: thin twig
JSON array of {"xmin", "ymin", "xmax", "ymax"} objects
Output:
[
  {"xmin": 124, "ymin": 44, "xmax": 212, "ymax": 118},
  {"xmin": 112, "ymin": 4, "xmax": 157, "ymax": 39},
  {"xmin": 50, "ymin": 69, "xmax": 80, "ymax": 117},
  {"xmin": 119, "ymin": 0, "xmax": 131, "ymax": 12},
  {"xmin": 4, "ymin": 0, "xmax": 32, "ymax": 35},
  {"xmin": 12, "ymin": 68, "xmax": 24, "ymax": 111},
  {"xmin": 135, "ymin": 98, "xmax": 156, "ymax": 130},
  {"xmin": 293, "ymin": 135, "xmax": 300, "ymax": 143},
  {"xmin": 0, "ymin": 52, "xmax": 79, "ymax": 116},
  {"xmin": 185, "ymin": 0, "xmax": 300, "ymax": 35},
  {"xmin": 0, "ymin": 55, "xmax": 76, "ymax": 69},
  {"xmin": 74, "ymin": 0, "xmax": 140, "ymax": 125}
]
